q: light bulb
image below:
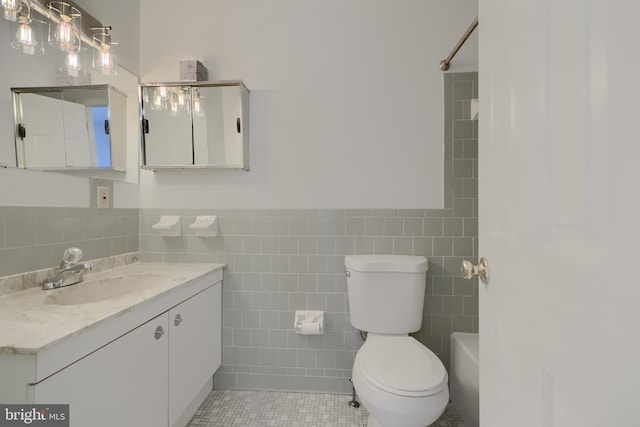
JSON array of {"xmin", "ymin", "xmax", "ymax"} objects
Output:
[
  {"xmin": 55, "ymin": 16, "xmax": 74, "ymax": 51},
  {"xmin": 18, "ymin": 21, "xmax": 33, "ymax": 44},
  {"xmin": 11, "ymin": 16, "xmax": 36, "ymax": 54},
  {"xmin": 1, "ymin": 0, "xmax": 21, "ymax": 22},
  {"xmin": 11, "ymin": 11, "xmax": 43, "ymax": 55}
]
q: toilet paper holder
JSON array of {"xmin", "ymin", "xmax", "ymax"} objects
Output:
[{"xmin": 294, "ymin": 310, "xmax": 324, "ymax": 335}]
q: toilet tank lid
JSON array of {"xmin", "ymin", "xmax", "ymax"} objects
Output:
[{"xmin": 345, "ymin": 255, "xmax": 428, "ymax": 273}]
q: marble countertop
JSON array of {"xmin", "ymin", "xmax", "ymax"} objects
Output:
[{"xmin": 0, "ymin": 262, "xmax": 224, "ymax": 355}]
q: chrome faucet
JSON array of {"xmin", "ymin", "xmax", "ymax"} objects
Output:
[{"xmin": 42, "ymin": 247, "xmax": 94, "ymax": 290}]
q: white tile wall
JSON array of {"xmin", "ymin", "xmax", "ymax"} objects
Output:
[{"xmin": 0, "ymin": 207, "xmax": 139, "ymax": 277}]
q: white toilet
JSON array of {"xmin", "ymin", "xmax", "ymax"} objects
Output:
[{"xmin": 345, "ymin": 255, "xmax": 449, "ymax": 427}]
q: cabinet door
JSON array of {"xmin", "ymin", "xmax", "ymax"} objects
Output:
[
  {"xmin": 192, "ymin": 86, "xmax": 245, "ymax": 168},
  {"xmin": 169, "ymin": 283, "xmax": 221, "ymax": 426},
  {"xmin": 141, "ymin": 85, "xmax": 193, "ymax": 166},
  {"xmin": 31, "ymin": 315, "xmax": 169, "ymax": 427}
]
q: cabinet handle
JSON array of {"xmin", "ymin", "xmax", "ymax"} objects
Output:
[
  {"xmin": 174, "ymin": 314, "xmax": 183, "ymax": 327},
  {"xmin": 154, "ymin": 325, "xmax": 164, "ymax": 340}
]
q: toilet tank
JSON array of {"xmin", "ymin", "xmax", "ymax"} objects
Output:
[{"xmin": 345, "ymin": 255, "xmax": 428, "ymax": 334}]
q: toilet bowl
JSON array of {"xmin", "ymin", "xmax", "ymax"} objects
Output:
[
  {"xmin": 352, "ymin": 334, "xmax": 449, "ymax": 427},
  {"xmin": 344, "ymin": 255, "xmax": 449, "ymax": 427}
]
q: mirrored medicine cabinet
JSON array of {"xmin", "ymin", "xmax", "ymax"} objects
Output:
[
  {"xmin": 139, "ymin": 81, "xmax": 249, "ymax": 171},
  {"xmin": 12, "ymin": 85, "xmax": 127, "ymax": 171}
]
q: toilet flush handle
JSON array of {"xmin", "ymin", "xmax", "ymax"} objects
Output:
[
  {"xmin": 461, "ymin": 258, "xmax": 490, "ymax": 284},
  {"xmin": 345, "ymin": 270, "xmax": 351, "ymax": 278}
]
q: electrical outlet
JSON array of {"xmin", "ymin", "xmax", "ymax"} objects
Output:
[{"xmin": 97, "ymin": 186, "xmax": 110, "ymax": 209}]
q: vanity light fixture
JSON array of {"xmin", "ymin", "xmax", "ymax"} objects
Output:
[
  {"xmin": 1, "ymin": 0, "xmax": 21, "ymax": 22},
  {"xmin": 10, "ymin": 1, "xmax": 44, "ymax": 55},
  {"xmin": 2, "ymin": 0, "xmax": 120, "ymax": 76},
  {"xmin": 148, "ymin": 86, "xmax": 195, "ymax": 116},
  {"xmin": 48, "ymin": 1, "xmax": 81, "ymax": 52},
  {"xmin": 91, "ymin": 25, "xmax": 117, "ymax": 76}
]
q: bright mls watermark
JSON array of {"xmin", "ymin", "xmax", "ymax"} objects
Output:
[{"xmin": 0, "ymin": 405, "xmax": 68, "ymax": 426}]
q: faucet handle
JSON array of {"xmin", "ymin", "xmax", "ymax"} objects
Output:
[
  {"xmin": 83, "ymin": 262, "xmax": 94, "ymax": 272},
  {"xmin": 62, "ymin": 247, "xmax": 83, "ymax": 264}
]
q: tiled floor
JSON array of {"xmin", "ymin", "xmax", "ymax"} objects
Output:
[{"xmin": 187, "ymin": 389, "xmax": 465, "ymax": 427}]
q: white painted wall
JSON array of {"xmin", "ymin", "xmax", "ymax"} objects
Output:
[
  {"xmin": 0, "ymin": 167, "xmax": 88, "ymax": 207},
  {"xmin": 139, "ymin": 0, "xmax": 478, "ymax": 209}
]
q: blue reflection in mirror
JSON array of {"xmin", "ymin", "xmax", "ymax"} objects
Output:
[{"xmin": 92, "ymin": 106, "xmax": 111, "ymax": 168}]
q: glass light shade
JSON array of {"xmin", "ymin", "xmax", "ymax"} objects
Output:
[
  {"xmin": 48, "ymin": 1, "xmax": 81, "ymax": 52},
  {"xmin": 10, "ymin": 15, "xmax": 44, "ymax": 55},
  {"xmin": 59, "ymin": 48, "xmax": 83, "ymax": 77},
  {"xmin": 151, "ymin": 87, "xmax": 166, "ymax": 111},
  {"xmin": 152, "ymin": 94, "xmax": 163, "ymax": 111},
  {"xmin": 177, "ymin": 91, "xmax": 186, "ymax": 108},
  {"xmin": 192, "ymin": 88, "xmax": 204, "ymax": 117},
  {"xmin": 93, "ymin": 43, "xmax": 117, "ymax": 75},
  {"xmin": 1, "ymin": 0, "xmax": 21, "ymax": 22},
  {"xmin": 177, "ymin": 89, "xmax": 190, "ymax": 114},
  {"xmin": 192, "ymin": 97, "xmax": 204, "ymax": 117},
  {"xmin": 159, "ymin": 86, "xmax": 169, "ymax": 100},
  {"xmin": 66, "ymin": 50, "xmax": 80, "ymax": 75},
  {"xmin": 169, "ymin": 100, "xmax": 179, "ymax": 117}
]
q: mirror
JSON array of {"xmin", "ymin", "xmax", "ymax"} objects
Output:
[
  {"xmin": 12, "ymin": 85, "xmax": 126, "ymax": 171},
  {"xmin": 140, "ymin": 81, "xmax": 249, "ymax": 170}
]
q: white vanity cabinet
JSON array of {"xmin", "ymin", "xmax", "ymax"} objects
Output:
[{"xmin": 6, "ymin": 267, "xmax": 224, "ymax": 427}]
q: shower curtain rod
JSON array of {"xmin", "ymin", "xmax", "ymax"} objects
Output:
[{"xmin": 440, "ymin": 16, "xmax": 478, "ymax": 71}]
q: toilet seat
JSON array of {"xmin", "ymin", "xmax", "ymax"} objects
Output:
[{"xmin": 358, "ymin": 335, "xmax": 448, "ymax": 398}]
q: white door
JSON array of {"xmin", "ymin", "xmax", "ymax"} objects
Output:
[{"xmin": 479, "ymin": 1, "xmax": 640, "ymax": 426}]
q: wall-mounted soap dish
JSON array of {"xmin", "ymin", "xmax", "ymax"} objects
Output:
[
  {"xmin": 189, "ymin": 215, "xmax": 218, "ymax": 237},
  {"xmin": 470, "ymin": 98, "xmax": 478, "ymax": 121},
  {"xmin": 152, "ymin": 215, "xmax": 182, "ymax": 237}
]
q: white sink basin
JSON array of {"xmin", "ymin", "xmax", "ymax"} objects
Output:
[{"xmin": 43, "ymin": 273, "xmax": 186, "ymax": 306}]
